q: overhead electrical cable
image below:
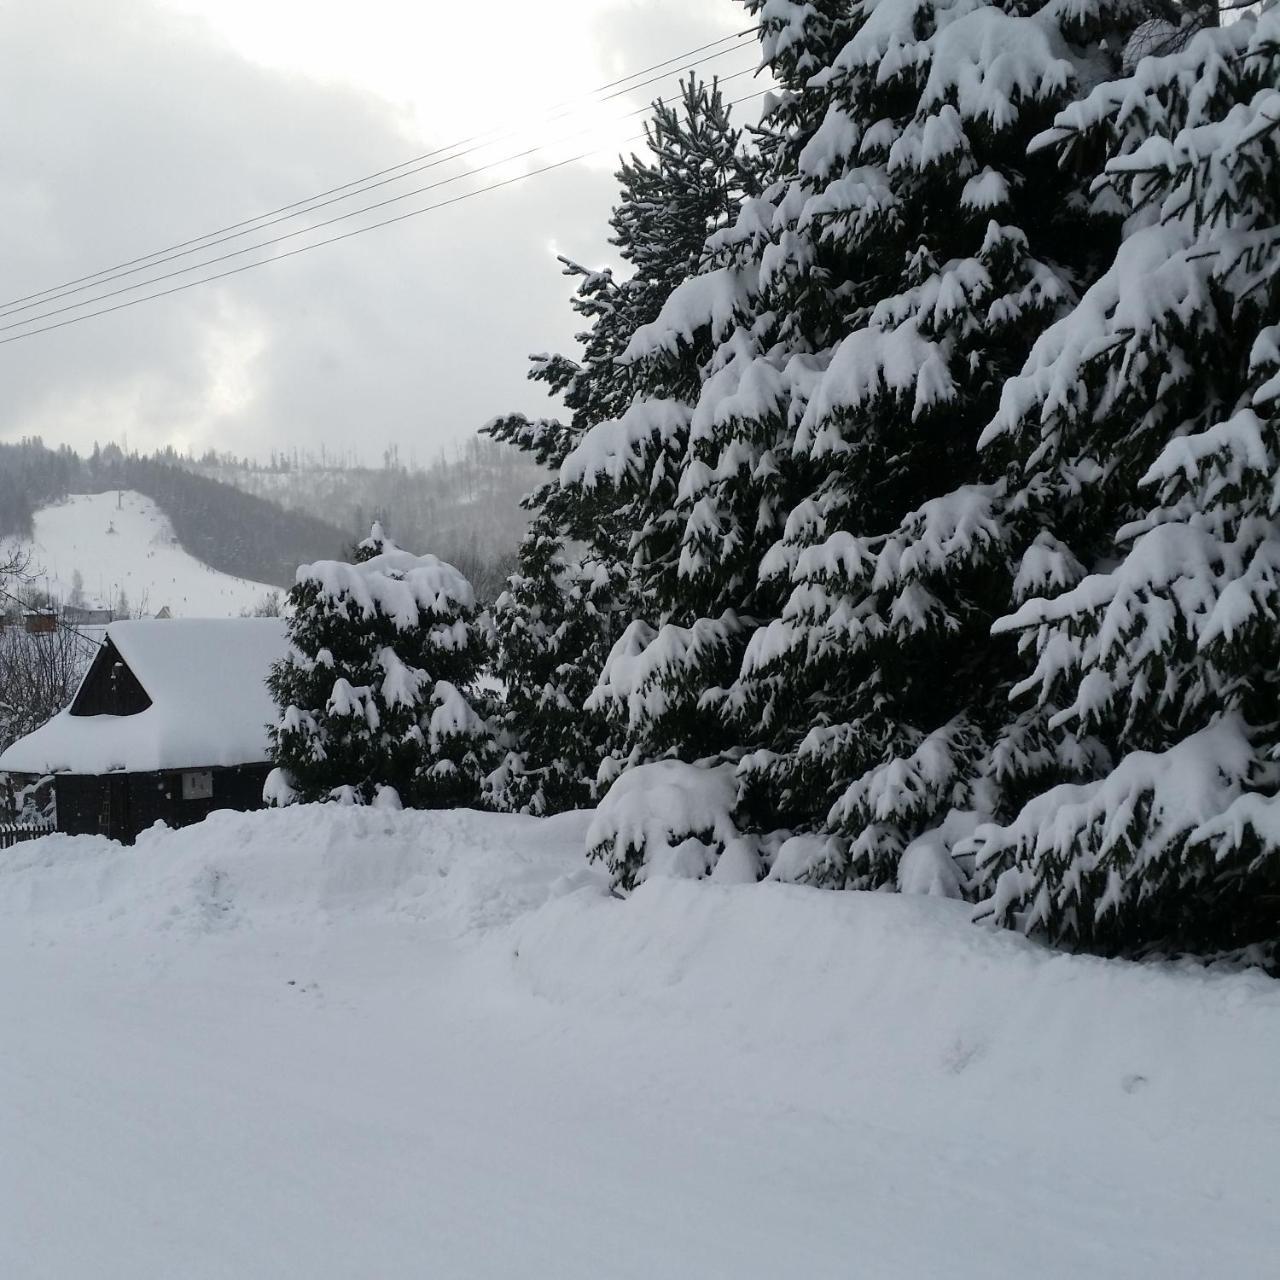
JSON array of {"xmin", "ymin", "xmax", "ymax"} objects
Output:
[
  {"xmin": 0, "ymin": 24, "xmax": 761, "ymax": 319},
  {"xmin": 0, "ymin": 87, "xmax": 770, "ymax": 348},
  {"xmin": 0, "ymin": 44, "xmax": 758, "ymax": 323},
  {"xmin": 0, "ymin": 67, "xmax": 761, "ymax": 337}
]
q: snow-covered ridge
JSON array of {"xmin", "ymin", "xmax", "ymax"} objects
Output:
[
  {"xmin": 17, "ymin": 491, "xmax": 278, "ymax": 617},
  {"xmin": 0, "ymin": 805, "xmax": 591, "ymax": 937}
]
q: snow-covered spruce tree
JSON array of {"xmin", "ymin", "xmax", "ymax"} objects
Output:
[
  {"xmin": 965, "ymin": 8, "xmax": 1280, "ymax": 961},
  {"xmin": 734, "ymin": 0, "xmax": 1152, "ymax": 890},
  {"xmin": 267, "ymin": 524, "xmax": 496, "ymax": 809},
  {"xmin": 570, "ymin": 0, "xmax": 1140, "ymax": 889},
  {"xmin": 482, "ymin": 77, "xmax": 761, "ymax": 812},
  {"xmin": 481, "ymin": 509, "xmax": 630, "ymax": 814},
  {"xmin": 558, "ymin": 13, "xmax": 857, "ymax": 824}
]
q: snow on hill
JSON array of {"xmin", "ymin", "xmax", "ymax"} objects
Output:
[
  {"xmin": 1, "ymin": 806, "xmax": 1277, "ymax": 1278},
  {"xmin": 21, "ymin": 491, "xmax": 279, "ymax": 616}
]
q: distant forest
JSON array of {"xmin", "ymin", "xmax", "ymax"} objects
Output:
[
  {"xmin": 0, "ymin": 436, "xmax": 543, "ymax": 598},
  {"xmin": 172, "ymin": 437, "xmax": 544, "ymax": 598}
]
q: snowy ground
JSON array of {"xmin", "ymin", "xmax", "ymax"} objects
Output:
[
  {"xmin": 2, "ymin": 807, "xmax": 1278, "ymax": 1278},
  {"xmin": 22, "ymin": 491, "xmax": 277, "ymax": 616}
]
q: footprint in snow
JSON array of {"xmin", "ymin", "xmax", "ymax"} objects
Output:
[{"xmin": 943, "ymin": 1037, "xmax": 985, "ymax": 1075}]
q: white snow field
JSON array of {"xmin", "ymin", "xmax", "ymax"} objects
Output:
[
  {"xmin": 2, "ymin": 807, "xmax": 1277, "ymax": 1279},
  {"xmin": 22, "ymin": 491, "xmax": 277, "ymax": 616}
]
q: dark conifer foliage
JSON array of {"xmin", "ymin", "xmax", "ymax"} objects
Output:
[
  {"xmin": 556, "ymin": 0, "xmax": 1140, "ymax": 890},
  {"xmin": 482, "ymin": 77, "xmax": 762, "ymax": 812},
  {"xmin": 967, "ymin": 8, "xmax": 1280, "ymax": 963},
  {"xmin": 718, "ymin": 0, "xmax": 1143, "ymax": 888},
  {"xmin": 268, "ymin": 525, "xmax": 495, "ymax": 809}
]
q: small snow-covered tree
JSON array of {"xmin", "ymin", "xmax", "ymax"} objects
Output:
[
  {"xmin": 482, "ymin": 514, "xmax": 629, "ymax": 814},
  {"xmin": 268, "ymin": 524, "xmax": 495, "ymax": 808},
  {"xmin": 967, "ymin": 7, "xmax": 1280, "ymax": 961},
  {"xmin": 586, "ymin": 758, "xmax": 750, "ymax": 890}
]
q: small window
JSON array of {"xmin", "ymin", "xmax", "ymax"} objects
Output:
[{"xmin": 181, "ymin": 770, "xmax": 213, "ymax": 801}]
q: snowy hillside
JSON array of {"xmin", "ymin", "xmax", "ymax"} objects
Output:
[
  {"xmin": 2, "ymin": 807, "xmax": 1277, "ymax": 1278},
  {"xmin": 22, "ymin": 491, "xmax": 278, "ymax": 616}
]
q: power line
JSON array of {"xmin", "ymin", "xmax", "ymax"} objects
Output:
[
  {"xmin": 0, "ymin": 87, "xmax": 770, "ymax": 348},
  {"xmin": 0, "ymin": 25, "xmax": 761, "ymax": 319},
  {"xmin": 0, "ymin": 40, "xmax": 758, "ymax": 324},
  {"xmin": 0, "ymin": 68, "xmax": 761, "ymax": 337}
]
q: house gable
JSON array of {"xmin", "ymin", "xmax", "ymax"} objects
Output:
[
  {"xmin": 0, "ymin": 618, "xmax": 290, "ymax": 777},
  {"xmin": 70, "ymin": 640, "xmax": 152, "ymax": 717}
]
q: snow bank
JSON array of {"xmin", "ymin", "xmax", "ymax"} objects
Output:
[
  {"xmin": 0, "ymin": 804, "xmax": 592, "ymax": 939},
  {"xmin": 510, "ymin": 875, "xmax": 1280, "ymax": 1177},
  {"xmin": 7, "ymin": 807, "xmax": 1276, "ymax": 1139}
]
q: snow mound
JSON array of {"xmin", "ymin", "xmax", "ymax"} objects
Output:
[
  {"xmin": 0, "ymin": 804, "xmax": 592, "ymax": 939},
  {"xmin": 587, "ymin": 759, "xmax": 744, "ymax": 886},
  {"xmin": 509, "ymin": 875, "xmax": 1280, "ymax": 1171}
]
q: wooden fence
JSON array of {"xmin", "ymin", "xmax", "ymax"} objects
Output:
[{"xmin": 0, "ymin": 822, "xmax": 53, "ymax": 849}]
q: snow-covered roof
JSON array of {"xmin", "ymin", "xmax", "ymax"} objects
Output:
[{"xmin": 0, "ymin": 618, "xmax": 290, "ymax": 776}]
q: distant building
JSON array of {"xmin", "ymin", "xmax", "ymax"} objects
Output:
[
  {"xmin": 62, "ymin": 605, "xmax": 114, "ymax": 625},
  {"xmin": 23, "ymin": 609, "xmax": 57, "ymax": 635},
  {"xmin": 0, "ymin": 618, "xmax": 290, "ymax": 843}
]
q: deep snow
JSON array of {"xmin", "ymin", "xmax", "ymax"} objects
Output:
[
  {"xmin": 22, "ymin": 491, "xmax": 278, "ymax": 616},
  {"xmin": 2, "ymin": 806, "xmax": 1277, "ymax": 1278}
]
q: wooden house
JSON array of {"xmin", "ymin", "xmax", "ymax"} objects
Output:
[
  {"xmin": 0, "ymin": 618, "xmax": 290, "ymax": 843},
  {"xmin": 23, "ymin": 609, "xmax": 57, "ymax": 635}
]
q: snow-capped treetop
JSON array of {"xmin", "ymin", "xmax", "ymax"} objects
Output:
[{"xmin": 297, "ymin": 545, "xmax": 475, "ymax": 630}]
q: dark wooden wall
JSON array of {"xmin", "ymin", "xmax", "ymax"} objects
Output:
[
  {"xmin": 70, "ymin": 640, "xmax": 152, "ymax": 717},
  {"xmin": 54, "ymin": 763, "xmax": 273, "ymax": 844}
]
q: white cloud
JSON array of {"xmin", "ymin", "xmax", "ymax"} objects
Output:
[{"xmin": 0, "ymin": 0, "xmax": 750, "ymax": 462}]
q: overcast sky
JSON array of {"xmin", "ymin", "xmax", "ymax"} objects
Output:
[{"xmin": 0, "ymin": 0, "xmax": 753, "ymax": 464}]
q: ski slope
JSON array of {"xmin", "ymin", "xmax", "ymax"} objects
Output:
[
  {"xmin": 1, "ymin": 806, "xmax": 1277, "ymax": 1278},
  {"xmin": 21, "ymin": 491, "xmax": 278, "ymax": 617}
]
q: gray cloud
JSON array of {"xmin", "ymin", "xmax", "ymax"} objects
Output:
[{"xmin": 0, "ymin": 0, "xmax": 745, "ymax": 462}]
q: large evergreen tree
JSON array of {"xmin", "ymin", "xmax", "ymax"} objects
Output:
[
  {"xmin": 966, "ymin": 6, "xmax": 1280, "ymax": 961},
  {"xmin": 268, "ymin": 524, "xmax": 495, "ymax": 809},
  {"xmin": 562, "ymin": 0, "xmax": 1141, "ymax": 887},
  {"xmin": 483, "ymin": 76, "xmax": 761, "ymax": 812},
  {"xmin": 728, "ymin": 0, "xmax": 1146, "ymax": 888}
]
